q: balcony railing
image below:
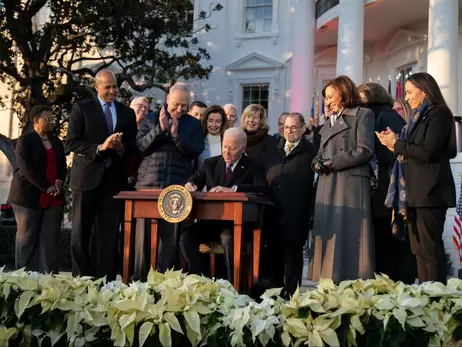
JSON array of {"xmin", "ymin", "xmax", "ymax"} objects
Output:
[{"xmin": 315, "ymin": 0, "xmax": 340, "ymax": 19}]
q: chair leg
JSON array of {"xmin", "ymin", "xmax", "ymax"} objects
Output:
[
  {"xmin": 247, "ymin": 256, "xmax": 253, "ymax": 289},
  {"xmin": 210, "ymin": 254, "xmax": 216, "ymax": 278}
]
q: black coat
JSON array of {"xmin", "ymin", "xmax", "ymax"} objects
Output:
[
  {"xmin": 265, "ymin": 137, "xmax": 317, "ymax": 242},
  {"xmin": 189, "ymin": 154, "xmax": 268, "ymax": 194},
  {"xmin": 394, "ymin": 105, "xmax": 456, "ymax": 208},
  {"xmin": 368, "ymin": 104, "xmax": 406, "ymax": 217},
  {"xmin": 245, "ymin": 133, "xmax": 278, "ymax": 172},
  {"xmin": 8, "ymin": 132, "xmax": 67, "ymax": 210},
  {"xmin": 65, "ymin": 98, "xmax": 137, "ymax": 191},
  {"xmin": 136, "ymin": 112, "xmax": 204, "ymax": 188}
]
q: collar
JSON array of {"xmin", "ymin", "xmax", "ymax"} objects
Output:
[
  {"xmin": 284, "ymin": 139, "xmax": 301, "ymax": 151},
  {"xmin": 97, "ymin": 96, "xmax": 115, "ymax": 108},
  {"xmin": 226, "ymin": 154, "xmax": 243, "ymax": 172}
]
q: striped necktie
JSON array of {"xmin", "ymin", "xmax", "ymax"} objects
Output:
[{"xmin": 285, "ymin": 142, "xmax": 294, "ymax": 155}]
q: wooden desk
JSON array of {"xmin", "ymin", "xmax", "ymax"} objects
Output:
[{"xmin": 115, "ymin": 190, "xmax": 269, "ymax": 291}]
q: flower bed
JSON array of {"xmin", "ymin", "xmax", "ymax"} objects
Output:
[{"xmin": 0, "ymin": 269, "xmax": 461, "ymax": 346}]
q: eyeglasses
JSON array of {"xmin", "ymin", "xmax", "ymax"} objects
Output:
[
  {"xmin": 41, "ymin": 117, "xmax": 55, "ymax": 123},
  {"xmin": 284, "ymin": 125, "xmax": 302, "ymax": 132}
]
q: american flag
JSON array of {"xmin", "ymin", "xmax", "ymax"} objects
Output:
[{"xmin": 453, "ymin": 183, "xmax": 462, "ymax": 263}]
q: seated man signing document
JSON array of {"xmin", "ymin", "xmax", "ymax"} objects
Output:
[{"xmin": 180, "ymin": 127, "xmax": 268, "ymax": 281}]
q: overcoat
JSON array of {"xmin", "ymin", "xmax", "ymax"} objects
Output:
[{"xmin": 308, "ymin": 106, "xmax": 375, "ymax": 282}]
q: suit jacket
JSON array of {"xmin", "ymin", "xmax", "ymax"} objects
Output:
[
  {"xmin": 65, "ymin": 98, "xmax": 137, "ymax": 191},
  {"xmin": 8, "ymin": 132, "xmax": 67, "ymax": 210},
  {"xmin": 394, "ymin": 105, "xmax": 456, "ymax": 207},
  {"xmin": 266, "ymin": 137, "xmax": 317, "ymax": 241},
  {"xmin": 188, "ymin": 154, "xmax": 268, "ymax": 194}
]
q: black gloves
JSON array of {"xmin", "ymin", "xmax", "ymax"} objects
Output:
[{"xmin": 313, "ymin": 157, "xmax": 334, "ymax": 175}]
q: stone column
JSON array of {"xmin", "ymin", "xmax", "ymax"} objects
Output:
[
  {"xmin": 427, "ymin": 0, "xmax": 459, "ymax": 150},
  {"xmin": 336, "ymin": 0, "xmax": 364, "ymax": 83},
  {"xmin": 289, "ymin": 0, "xmax": 315, "ymax": 117}
]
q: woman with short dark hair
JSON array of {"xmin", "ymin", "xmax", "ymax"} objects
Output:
[
  {"xmin": 377, "ymin": 72, "xmax": 457, "ymax": 284},
  {"xmin": 308, "ymin": 75, "xmax": 376, "ymax": 283},
  {"xmin": 8, "ymin": 105, "xmax": 67, "ymax": 273},
  {"xmin": 197, "ymin": 105, "xmax": 228, "ymax": 169}
]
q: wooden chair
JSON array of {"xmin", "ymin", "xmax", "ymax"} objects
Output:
[{"xmin": 199, "ymin": 241, "xmax": 253, "ymax": 289}]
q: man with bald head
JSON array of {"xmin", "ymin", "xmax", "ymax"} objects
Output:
[
  {"xmin": 180, "ymin": 127, "xmax": 268, "ymax": 282},
  {"xmin": 66, "ymin": 69, "xmax": 137, "ymax": 280}
]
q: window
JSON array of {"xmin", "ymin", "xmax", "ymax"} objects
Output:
[
  {"xmin": 186, "ymin": 0, "xmax": 195, "ymax": 36},
  {"xmin": 242, "ymin": 84, "xmax": 269, "ymax": 111},
  {"xmin": 395, "ymin": 64, "xmax": 415, "ymax": 99},
  {"xmin": 245, "ymin": 0, "xmax": 273, "ymax": 33}
]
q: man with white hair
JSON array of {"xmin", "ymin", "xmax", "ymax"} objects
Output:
[
  {"xmin": 180, "ymin": 127, "xmax": 268, "ymax": 281},
  {"xmin": 134, "ymin": 82, "xmax": 204, "ymax": 277},
  {"xmin": 130, "ymin": 97, "xmax": 149, "ymax": 125},
  {"xmin": 223, "ymin": 104, "xmax": 238, "ymax": 127}
]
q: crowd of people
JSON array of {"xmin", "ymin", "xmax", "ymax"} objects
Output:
[{"xmin": 7, "ymin": 69, "xmax": 457, "ymax": 296}]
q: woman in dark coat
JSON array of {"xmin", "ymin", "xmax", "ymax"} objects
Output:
[
  {"xmin": 377, "ymin": 72, "xmax": 456, "ymax": 284},
  {"xmin": 266, "ymin": 113, "xmax": 317, "ymax": 294},
  {"xmin": 239, "ymin": 104, "xmax": 277, "ymax": 172},
  {"xmin": 358, "ymin": 82, "xmax": 416, "ymax": 283},
  {"xmin": 308, "ymin": 75, "xmax": 375, "ymax": 283},
  {"xmin": 8, "ymin": 105, "xmax": 67, "ymax": 273}
]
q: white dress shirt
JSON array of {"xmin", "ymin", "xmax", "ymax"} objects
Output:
[{"xmin": 98, "ymin": 96, "xmax": 117, "ymax": 131}]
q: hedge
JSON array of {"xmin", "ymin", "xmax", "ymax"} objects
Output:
[{"xmin": 0, "ymin": 269, "xmax": 460, "ymax": 347}]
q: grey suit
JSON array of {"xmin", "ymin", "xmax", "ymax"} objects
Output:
[{"xmin": 308, "ymin": 106, "xmax": 375, "ymax": 282}]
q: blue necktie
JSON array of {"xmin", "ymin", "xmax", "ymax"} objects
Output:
[{"xmin": 104, "ymin": 103, "xmax": 114, "ymax": 134}]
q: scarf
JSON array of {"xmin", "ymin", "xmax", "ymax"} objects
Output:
[
  {"xmin": 245, "ymin": 128, "xmax": 269, "ymax": 147},
  {"xmin": 384, "ymin": 99, "xmax": 430, "ymax": 240}
]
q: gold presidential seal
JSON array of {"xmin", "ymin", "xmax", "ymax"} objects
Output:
[{"xmin": 157, "ymin": 185, "xmax": 193, "ymax": 223}]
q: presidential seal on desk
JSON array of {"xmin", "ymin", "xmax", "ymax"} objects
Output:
[{"xmin": 158, "ymin": 185, "xmax": 193, "ymax": 223}]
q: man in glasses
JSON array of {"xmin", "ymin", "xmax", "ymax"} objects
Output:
[{"xmin": 265, "ymin": 112, "xmax": 317, "ymax": 296}]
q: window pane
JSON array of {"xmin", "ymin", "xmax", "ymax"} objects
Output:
[
  {"xmin": 246, "ymin": 7, "xmax": 255, "ymax": 20},
  {"xmin": 251, "ymin": 88, "xmax": 260, "ymax": 101},
  {"xmin": 264, "ymin": 0, "xmax": 273, "ymax": 5},
  {"xmin": 247, "ymin": 0, "xmax": 257, "ymax": 5},
  {"xmin": 255, "ymin": 7, "xmax": 265, "ymax": 20},
  {"xmin": 263, "ymin": 18, "xmax": 272, "ymax": 32},
  {"xmin": 260, "ymin": 100, "xmax": 268, "ymax": 110},
  {"xmin": 243, "ymin": 87, "xmax": 251, "ymax": 100},
  {"xmin": 256, "ymin": 0, "xmax": 266, "ymax": 5},
  {"xmin": 260, "ymin": 87, "xmax": 269, "ymax": 100},
  {"xmin": 264, "ymin": 6, "xmax": 272, "ymax": 19}
]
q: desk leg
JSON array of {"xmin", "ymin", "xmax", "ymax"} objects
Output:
[
  {"xmin": 233, "ymin": 223, "xmax": 243, "ymax": 291},
  {"xmin": 150, "ymin": 219, "xmax": 159, "ymax": 272},
  {"xmin": 123, "ymin": 201, "xmax": 134, "ymax": 284},
  {"xmin": 252, "ymin": 227, "xmax": 261, "ymax": 286}
]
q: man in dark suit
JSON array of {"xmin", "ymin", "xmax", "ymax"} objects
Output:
[
  {"xmin": 134, "ymin": 83, "xmax": 204, "ymax": 278},
  {"xmin": 180, "ymin": 127, "xmax": 268, "ymax": 281},
  {"xmin": 66, "ymin": 70, "xmax": 137, "ymax": 280},
  {"xmin": 265, "ymin": 113, "xmax": 317, "ymax": 295}
]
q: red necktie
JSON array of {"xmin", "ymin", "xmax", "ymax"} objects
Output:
[{"xmin": 226, "ymin": 164, "xmax": 232, "ymax": 181}]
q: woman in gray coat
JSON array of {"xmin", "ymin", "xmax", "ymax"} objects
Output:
[{"xmin": 308, "ymin": 75, "xmax": 375, "ymax": 283}]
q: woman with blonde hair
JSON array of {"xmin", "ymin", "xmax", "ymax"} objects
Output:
[
  {"xmin": 393, "ymin": 99, "xmax": 412, "ymax": 123},
  {"xmin": 240, "ymin": 104, "xmax": 277, "ymax": 171}
]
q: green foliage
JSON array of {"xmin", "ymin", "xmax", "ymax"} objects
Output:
[
  {"xmin": 0, "ymin": 270, "xmax": 461, "ymax": 346},
  {"xmin": 0, "ymin": 0, "xmax": 222, "ymax": 137}
]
